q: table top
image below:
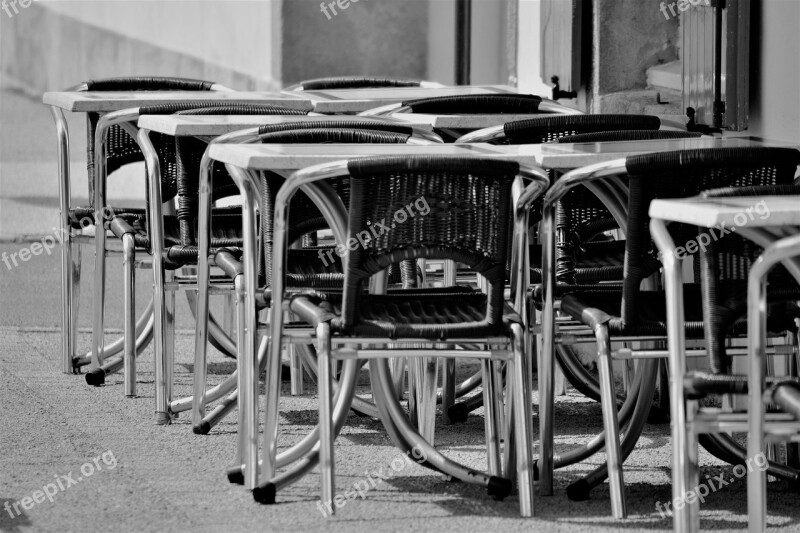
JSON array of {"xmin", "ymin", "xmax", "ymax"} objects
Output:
[
  {"xmin": 491, "ymin": 136, "xmax": 800, "ymax": 169},
  {"xmin": 42, "ymin": 91, "xmax": 314, "ymax": 113},
  {"xmin": 294, "ymin": 85, "xmax": 519, "ymax": 114},
  {"xmin": 207, "ymin": 143, "xmax": 519, "ymax": 170},
  {"xmin": 137, "ymin": 114, "xmax": 435, "ymax": 136},
  {"xmin": 649, "ymin": 196, "xmax": 800, "ymax": 227},
  {"xmin": 391, "ymin": 113, "xmax": 548, "ymax": 129}
]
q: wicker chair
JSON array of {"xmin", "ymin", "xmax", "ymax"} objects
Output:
[
  {"xmin": 57, "ymin": 77, "xmax": 228, "ymax": 379},
  {"xmin": 85, "ymin": 102, "xmax": 309, "ymax": 397},
  {"xmin": 447, "ymin": 120, "xmax": 698, "ymax": 424},
  {"xmin": 254, "ymin": 155, "xmax": 548, "ymax": 516},
  {"xmin": 188, "ymin": 125, "xmax": 442, "ymax": 437},
  {"xmin": 538, "ymin": 147, "xmax": 800, "ymax": 517},
  {"xmin": 663, "ymin": 184, "xmax": 800, "ymax": 531}
]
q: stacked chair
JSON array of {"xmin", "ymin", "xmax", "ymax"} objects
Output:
[
  {"xmin": 259, "ymin": 155, "xmax": 549, "ymax": 515},
  {"xmin": 538, "ymin": 147, "xmax": 800, "ymax": 517},
  {"xmin": 57, "ymin": 77, "xmax": 231, "ymax": 379},
  {"xmin": 86, "ymin": 100, "xmax": 309, "ymax": 415},
  {"xmin": 651, "ymin": 183, "xmax": 800, "ymax": 531},
  {"xmin": 187, "ymin": 122, "xmax": 443, "ymax": 439}
]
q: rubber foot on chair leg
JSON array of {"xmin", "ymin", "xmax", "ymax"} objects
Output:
[
  {"xmin": 566, "ymin": 479, "xmax": 591, "ymax": 501},
  {"xmin": 253, "ymin": 483, "xmax": 276, "ymax": 504},
  {"xmin": 226, "ymin": 467, "xmax": 244, "ymax": 485},
  {"xmin": 154, "ymin": 411, "xmax": 172, "ymax": 426},
  {"xmin": 447, "ymin": 402, "xmax": 470, "ymax": 424},
  {"xmin": 193, "ymin": 421, "xmax": 212, "ymax": 435},
  {"xmin": 487, "ymin": 476, "xmax": 513, "ymax": 501},
  {"xmin": 85, "ymin": 369, "xmax": 106, "ymax": 386}
]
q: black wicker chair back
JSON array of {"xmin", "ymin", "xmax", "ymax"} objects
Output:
[
  {"xmin": 698, "ymin": 184, "xmax": 800, "ymax": 374},
  {"xmin": 299, "ymin": 76, "xmax": 423, "ymax": 90},
  {"xmin": 620, "ymin": 148, "xmax": 800, "ymax": 332},
  {"xmin": 335, "ymin": 157, "xmax": 519, "ymax": 338},
  {"xmin": 404, "ymin": 94, "xmax": 543, "ymax": 115},
  {"xmin": 83, "ymin": 77, "xmax": 218, "ymax": 206}
]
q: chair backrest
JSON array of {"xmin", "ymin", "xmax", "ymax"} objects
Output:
[
  {"xmin": 403, "ymin": 94, "xmax": 543, "ymax": 115},
  {"xmin": 620, "ymin": 147, "xmax": 800, "ymax": 330},
  {"xmin": 256, "ymin": 127, "xmax": 417, "ymax": 288},
  {"xmin": 338, "ymin": 156, "xmax": 520, "ymax": 332},
  {"xmin": 698, "ymin": 184, "xmax": 800, "ymax": 373},
  {"xmin": 553, "ymin": 128, "xmax": 702, "ymax": 283},
  {"xmin": 170, "ymin": 104, "xmax": 309, "ymax": 244},
  {"xmin": 83, "ymin": 77, "xmax": 219, "ymax": 206},
  {"xmin": 503, "ymin": 114, "xmax": 661, "ymax": 144},
  {"xmin": 556, "ymin": 130, "xmax": 702, "ymax": 143},
  {"xmin": 297, "ymin": 76, "xmax": 423, "ymax": 91}
]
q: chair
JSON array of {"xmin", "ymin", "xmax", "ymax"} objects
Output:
[
  {"xmin": 539, "ymin": 147, "xmax": 800, "ymax": 517},
  {"xmin": 284, "ymin": 76, "xmax": 443, "ymax": 91},
  {"xmin": 652, "ymin": 184, "xmax": 800, "ymax": 531},
  {"xmin": 259, "ymin": 155, "xmax": 549, "ymax": 516},
  {"xmin": 52, "ymin": 76, "xmax": 231, "ymax": 378},
  {"xmin": 361, "ymin": 93, "xmax": 582, "ymax": 141},
  {"xmin": 188, "ymin": 125, "xmax": 443, "ymax": 439},
  {"xmin": 448, "ymin": 119, "xmax": 697, "ymax": 424},
  {"xmin": 85, "ymin": 102, "xmax": 308, "ymax": 401}
]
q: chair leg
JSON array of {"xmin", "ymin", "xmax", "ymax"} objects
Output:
[
  {"xmin": 164, "ymin": 269, "xmax": 176, "ymax": 417},
  {"xmin": 686, "ymin": 400, "xmax": 701, "ymax": 530},
  {"xmin": 482, "ymin": 359, "xmax": 502, "ymax": 476},
  {"xmin": 595, "ymin": 324, "xmax": 627, "ymax": 518},
  {"xmin": 511, "ymin": 323, "xmax": 535, "ymax": 517},
  {"xmin": 419, "ymin": 356, "xmax": 439, "ymax": 446},
  {"xmin": 122, "ymin": 233, "xmax": 136, "ymax": 397},
  {"xmin": 69, "ymin": 234, "xmax": 82, "ymax": 371},
  {"xmin": 442, "ymin": 358, "xmax": 457, "ymax": 424},
  {"xmin": 316, "ymin": 322, "xmax": 335, "ymax": 515}
]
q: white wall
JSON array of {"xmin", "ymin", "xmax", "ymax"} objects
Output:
[
  {"xmin": 40, "ymin": 0, "xmax": 278, "ymax": 85},
  {"xmin": 748, "ymin": 0, "xmax": 800, "ymax": 142}
]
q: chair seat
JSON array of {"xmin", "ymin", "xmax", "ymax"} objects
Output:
[
  {"xmin": 529, "ymin": 240, "xmax": 636, "ymax": 284},
  {"xmin": 560, "ymin": 283, "xmax": 800, "ymax": 337},
  {"xmin": 290, "ymin": 287, "xmax": 521, "ymax": 341}
]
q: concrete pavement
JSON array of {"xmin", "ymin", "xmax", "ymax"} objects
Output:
[{"xmin": 1, "ymin": 85, "xmax": 799, "ymax": 533}]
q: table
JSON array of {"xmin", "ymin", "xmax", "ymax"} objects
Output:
[
  {"xmin": 205, "ymin": 141, "xmax": 548, "ymax": 491},
  {"xmin": 291, "ymin": 84, "xmax": 519, "ymax": 114},
  {"xmin": 43, "ymin": 91, "xmax": 313, "ymax": 113},
  {"xmin": 137, "ymin": 113, "xmax": 553, "ymax": 135},
  {"xmin": 650, "ymin": 196, "xmax": 800, "ymax": 532},
  {"xmin": 44, "ymin": 89, "xmax": 313, "ymax": 385},
  {"xmin": 137, "ymin": 114, "xmax": 434, "ymax": 136},
  {"xmin": 207, "ymin": 142, "xmax": 528, "ymax": 170},
  {"xmin": 490, "ymin": 136, "xmax": 800, "ymax": 169}
]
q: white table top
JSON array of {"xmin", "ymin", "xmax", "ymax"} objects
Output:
[
  {"xmin": 649, "ymin": 196, "xmax": 800, "ymax": 227},
  {"xmin": 207, "ymin": 143, "xmax": 520, "ymax": 170},
  {"xmin": 294, "ymin": 85, "xmax": 519, "ymax": 114},
  {"xmin": 491, "ymin": 136, "xmax": 800, "ymax": 169},
  {"xmin": 137, "ymin": 114, "xmax": 435, "ymax": 136},
  {"xmin": 42, "ymin": 91, "xmax": 314, "ymax": 113}
]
